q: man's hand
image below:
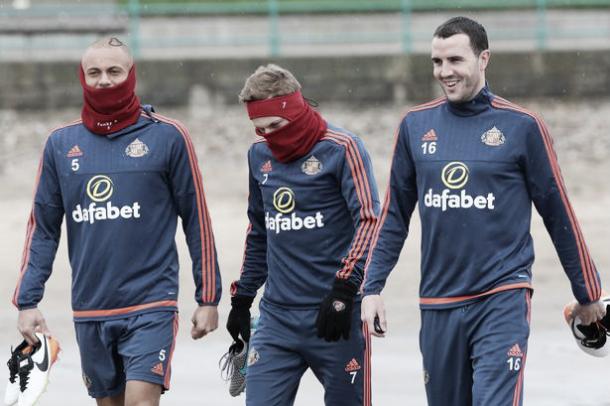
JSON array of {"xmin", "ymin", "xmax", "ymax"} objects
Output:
[
  {"xmin": 316, "ymin": 278, "xmax": 358, "ymax": 342},
  {"xmin": 226, "ymin": 295, "xmax": 254, "ymax": 342},
  {"xmin": 18, "ymin": 308, "xmax": 50, "ymax": 345},
  {"xmin": 191, "ymin": 306, "xmax": 219, "ymax": 339},
  {"xmin": 572, "ymin": 300, "xmax": 607, "ymax": 326},
  {"xmin": 361, "ymin": 294, "xmax": 387, "ymax": 338}
]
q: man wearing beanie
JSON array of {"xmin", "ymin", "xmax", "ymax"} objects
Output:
[
  {"xmin": 227, "ymin": 64, "xmax": 380, "ymax": 405},
  {"xmin": 12, "ymin": 37, "xmax": 221, "ymax": 405}
]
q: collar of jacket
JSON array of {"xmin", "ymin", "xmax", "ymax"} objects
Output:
[{"xmin": 446, "ymin": 84, "xmax": 494, "ymax": 117}]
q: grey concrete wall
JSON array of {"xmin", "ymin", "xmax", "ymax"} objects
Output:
[{"xmin": 1, "ymin": 50, "xmax": 609, "ymax": 110}]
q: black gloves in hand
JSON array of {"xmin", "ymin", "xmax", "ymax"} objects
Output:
[
  {"xmin": 226, "ymin": 295, "xmax": 254, "ymax": 342},
  {"xmin": 316, "ymin": 278, "xmax": 359, "ymax": 342}
]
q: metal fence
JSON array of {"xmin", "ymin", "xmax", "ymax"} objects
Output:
[{"xmin": 1, "ymin": 0, "xmax": 609, "ymax": 59}]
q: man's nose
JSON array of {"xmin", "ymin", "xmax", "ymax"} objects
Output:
[
  {"xmin": 97, "ymin": 72, "xmax": 112, "ymax": 88},
  {"xmin": 439, "ymin": 62, "xmax": 453, "ymax": 78}
]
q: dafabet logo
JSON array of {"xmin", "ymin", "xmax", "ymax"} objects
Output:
[
  {"xmin": 265, "ymin": 186, "xmax": 324, "ymax": 234},
  {"xmin": 72, "ymin": 175, "xmax": 141, "ymax": 224},
  {"xmin": 424, "ymin": 162, "xmax": 496, "ymax": 211}
]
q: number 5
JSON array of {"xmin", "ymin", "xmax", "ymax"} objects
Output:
[{"xmin": 71, "ymin": 159, "xmax": 80, "ymax": 172}]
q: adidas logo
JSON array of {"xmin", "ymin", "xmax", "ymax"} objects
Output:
[
  {"xmin": 151, "ymin": 362, "xmax": 164, "ymax": 376},
  {"xmin": 421, "ymin": 129, "xmax": 438, "ymax": 142},
  {"xmin": 344, "ymin": 358, "xmax": 361, "ymax": 372},
  {"xmin": 507, "ymin": 344, "xmax": 524, "ymax": 357},
  {"xmin": 67, "ymin": 145, "xmax": 83, "ymax": 158},
  {"xmin": 260, "ymin": 160, "xmax": 273, "ymax": 173}
]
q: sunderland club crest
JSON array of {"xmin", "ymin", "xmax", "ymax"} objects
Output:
[
  {"xmin": 125, "ymin": 138, "xmax": 150, "ymax": 157},
  {"xmin": 481, "ymin": 126, "xmax": 505, "ymax": 146},
  {"xmin": 301, "ymin": 155, "xmax": 322, "ymax": 175}
]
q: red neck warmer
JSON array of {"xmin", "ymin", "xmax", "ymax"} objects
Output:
[
  {"xmin": 79, "ymin": 66, "xmax": 141, "ymax": 135},
  {"xmin": 247, "ymin": 91, "xmax": 327, "ymax": 163}
]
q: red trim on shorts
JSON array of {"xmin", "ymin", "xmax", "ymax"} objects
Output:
[
  {"xmin": 512, "ymin": 290, "xmax": 531, "ymax": 406},
  {"xmin": 362, "ymin": 322, "xmax": 372, "ymax": 406},
  {"xmin": 164, "ymin": 313, "xmax": 179, "ymax": 390}
]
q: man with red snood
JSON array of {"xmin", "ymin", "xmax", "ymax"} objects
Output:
[
  {"xmin": 226, "ymin": 64, "xmax": 380, "ymax": 405},
  {"xmin": 11, "ymin": 37, "xmax": 221, "ymax": 405}
]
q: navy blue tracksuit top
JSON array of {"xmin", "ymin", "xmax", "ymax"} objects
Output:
[
  {"xmin": 363, "ymin": 87, "xmax": 602, "ymax": 309},
  {"xmin": 13, "ymin": 108, "xmax": 221, "ymax": 321},
  {"xmin": 231, "ymin": 123, "xmax": 380, "ymax": 307}
]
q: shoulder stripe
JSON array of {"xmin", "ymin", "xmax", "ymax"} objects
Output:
[
  {"xmin": 48, "ymin": 119, "xmax": 82, "ymax": 135},
  {"xmin": 323, "ymin": 130, "xmax": 378, "ymax": 279},
  {"xmin": 152, "ymin": 113, "xmax": 218, "ymax": 303},
  {"xmin": 492, "ymin": 99, "xmax": 600, "ymax": 300},
  {"xmin": 408, "ymin": 97, "xmax": 447, "ymax": 112}
]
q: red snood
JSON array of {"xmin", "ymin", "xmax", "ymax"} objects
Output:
[
  {"xmin": 79, "ymin": 66, "xmax": 141, "ymax": 135},
  {"xmin": 246, "ymin": 91, "xmax": 327, "ymax": 163}
]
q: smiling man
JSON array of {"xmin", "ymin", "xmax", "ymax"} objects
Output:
[
  {"xmin": 361, "ymin": 17, "xmax": 605, "ymax": 405},
  {"xmin": 11, "ymin": 37, "xmax": 221, "ymax": 406}
]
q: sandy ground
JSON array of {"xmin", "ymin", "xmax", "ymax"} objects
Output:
[{"xmin": 0, "ymin": 99, "xmax": 609, "ymax": 405}]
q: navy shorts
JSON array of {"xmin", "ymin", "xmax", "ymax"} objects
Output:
[
  {"xmin": 420, "ymin": 288, "xmax": 531, "ymax": 406},
  {"xmin": 245, "ymin": 300, "xmax": 372, "ymax": 406},
  {"xmin": 74, "ymin": 311, "xmax": 179, "ymax": 398}
]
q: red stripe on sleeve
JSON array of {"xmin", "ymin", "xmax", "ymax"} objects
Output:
[
  {"xmin": 492, "ymin": 99, "xmax": 600, "ymax": 301},
  {"xmin": 153, "ymin": 113, "xmax": 218, "ymax": 303},
  {"xmin": 323, "ymin": 133, "xmax": 374, "ymax": 276},
  {"xmin": 323, "ymin": 131, "xmax": 377, "ymax": 279},
  {"xmin": 233, "ymin": 223, "xmax": 254, "ymax": 297}
]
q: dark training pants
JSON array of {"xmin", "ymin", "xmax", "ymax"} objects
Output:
[
  {"xmin": 420, "ymin": 289, "xmax": 531, "ymax": 406},
  {"xmin": 246, "ymin": 300, "xmax": 371, "ymax": 406}
]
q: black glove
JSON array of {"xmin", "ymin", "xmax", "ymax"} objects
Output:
[
  {"xmin": 316, "ymin": 278, "xmax": 359, "ymax": 342},
  {"xmin": 226, "ymin": 295, "xmax": 254, "ymax": 343}
]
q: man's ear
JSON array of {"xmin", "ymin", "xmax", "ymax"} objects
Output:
[{"xmin": 479, "ymin": 49, "xmax": 491, "ymax": 71}]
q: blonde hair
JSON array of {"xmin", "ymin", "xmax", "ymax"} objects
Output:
[{"xmin": 239, "ymin": 64, "xmax": 301, "ymax": 102}]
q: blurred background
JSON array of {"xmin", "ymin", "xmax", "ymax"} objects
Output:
[{"xmin": 1, "ymin": 0, "xmax": 609, "ymax": 405}]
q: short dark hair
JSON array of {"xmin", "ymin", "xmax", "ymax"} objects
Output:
[{"xmin": 433, "ymin": 17, "xmax": 489, "ymax": 55}]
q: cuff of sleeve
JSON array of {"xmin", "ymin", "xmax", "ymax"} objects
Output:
[
  {"xmin": 363, "ymin": 288, "xmax": 382, "ymax": 296},
  {"xmin": 17, "ymin": 304, "xmax": 38, "ymax": 311},
  {"xmin": 332, "ymin": 278, "xmax": 359, "ymax": 297},
  {"xmin": 231, "ymin": 295, "xmax": 255, "ymax": 309}
]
